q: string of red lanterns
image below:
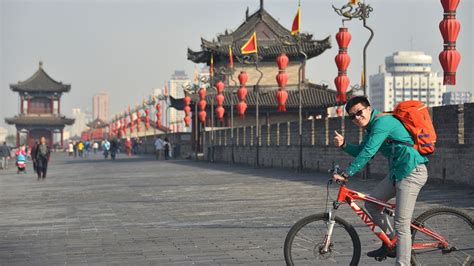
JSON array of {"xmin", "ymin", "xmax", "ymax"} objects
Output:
[
  {"xmin": 439, "ymin": 0, "xmax": 461, "ymax": 85},
  {"xmin": 183, "ymin": 95, "xmax": 192, "ymax": 127},
  {"xmin": 215, "ymin": 80, "xmax": 225, "ymax": 121},
  {"xmin": 276, "ymin": 53, "xmax": 289, "ymax": 112},
  {"xmin": 335, "ymin": 27, "xmax": 351, "ymax": 105},
  {"xmin": 198, "ymin": 87, "xmax": 207, "ymax": 124},
  {"xmin": 144, "ymin": 108, "xmax": 151, "ymax": 130},
  {"xmin": 236, "ymin": 71, "xmax": 248, "ymax": 117}
]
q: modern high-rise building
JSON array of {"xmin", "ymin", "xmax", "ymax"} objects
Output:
[
  {"xmin": 70, "ymin": 108, "xmax": 86, "ymax": 138},
  {"xmin": 442, "ymin": 91, "xmax": 472, "ymax": 105},
  {"xmin": 92, "ymin": 92, "xmax": 109, "ymax": 122},
  {"xmin": 167, "ymin": 70, "xmax": 190, "ymax": 132},
  {"xmin": 369, "ymin": 51, "xmax": 446, "ymax": 112}
]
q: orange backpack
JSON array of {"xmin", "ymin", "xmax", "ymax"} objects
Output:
[{"xmin": 379, "ymin": 101, "xmax": 437, "ymax": 155}]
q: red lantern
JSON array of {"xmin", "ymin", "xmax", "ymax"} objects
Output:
[
  {"xmin": 144, "ymin": 109, "xmax": 150, "ymax": 130},
  {"xmin": 216, "ymin": 94, "xmax": 224, "ymax": 106},
  {"xmin": 198, "ymin": 100, "xmax": 207, "ymax": 110},
  {"xmin": 215, "ymin": 80, "xmax": 225, "ymax": 94},
  {"xmin": 129, "ymin": 113, "xmax": 134, "ymax": 133},
  {"xmin": 334, "ymin": 75, "xmax": 349, "ymax": 103},
  {"xmin": 184, "ymin": 105, "xmax": 191, "ymax": 115},
  {"xmin": 184, "ymin": 116, "xmax": 191, "ymax": 127},
  {"xmin": 216, "ymin": 106, "xmax": 225, "ymax": 120},
  {"xmin": 439, "ymin": 18, "xmax": 460, "ymax": 44},
  {"xmin": 336, "ymin": 107, "xmax": 343, "ymax": 117},
  {"xmin": 236, "ymin": 102, "xmax": 247, "ymax": 117},
  {"xmin": 183, "ymin": 96, "xmax": 191, "ymax": 106},
  {"xmin": 237, "ymin": 86, "xmax": 248, "ymax": 101},
  {"xmin": 238, "ymin": 71, "xmax": 248, "ymax": 85},
  {"xmin": 155, "ymin": 103, "xmax": 161, "ymax": 128},
  {"xmin": 335, "ymin": 53, "xmax": 351, "ymax": 72},
  {"xmin": 198, "ymin": 111, "xmax": 206, "ymax": 123},
  {"xmin": 276, "ymin": 72, "xmax": 289, "ymax": 87},
  {"xmin": 276, "ymin": 90, "xmax": 289, "ymax": 112},
  {"xmin": 198, "ymin": 87, "xmax": 206, "ymax": 98},
  {"xmin": 336, "ymin": 27, "xmax": 352, "ymax": 50},
  {"xmin": 441, "ymin": 0, "xmax": 460, "ymax": 13},
  {"xmin": 439, "ymin": 48, "xmax": 461, "ymax": 85},
  {"xmin": 276, "ymin": 53, "xmax": 289, "ymax": 69},
  {"xmin": 136, "ymin": 111, "xmax": 141, "ymax": 133}
]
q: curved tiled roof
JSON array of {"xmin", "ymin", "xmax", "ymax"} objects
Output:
[
  {"xmin": 5, "ymin": 115, "xmax": 75, "ymax": 127},
  {"xmin": 10, "ymin": 62, "xmax": 71, "ymax": 93},
  {"xmin": 170, "ymin": 83, "xmax": 340, "ymax": 112},
  {"xmin": 187, "ymin": 6, "xmax": 331, "ymax": 64}
]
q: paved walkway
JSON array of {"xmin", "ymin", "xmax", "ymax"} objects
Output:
[{"xmin": 0, "ymin": 153, "xmax": 473, "ymax": 265}]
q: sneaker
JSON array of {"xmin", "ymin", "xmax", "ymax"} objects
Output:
[{"xmin": 367, "ymin": 244, "xmax": 396, "ymax": 258}]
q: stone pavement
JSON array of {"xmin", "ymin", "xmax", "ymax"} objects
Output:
[{"xmin": 0, "ymin": 153, "xmax": 473, "ymax": 265}]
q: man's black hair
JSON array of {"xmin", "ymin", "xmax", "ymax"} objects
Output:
[{"xmin": 345, "ymin": 96, "xmax": 371, "ymax": 113}]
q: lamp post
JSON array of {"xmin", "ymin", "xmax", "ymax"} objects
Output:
[
  {"xmin": 236, "ymin": 53, "xmax": 264, "ymax": 167},
  {"xmin": 333, "ymin": 1, "xmax": 374, "ymax": 97},
  {"xmin": 218, "ymin": 66, "xmax": 236, "ymax": 163},
  {"xmin": 182, "ymin": 83, "xmax": 201, "ymax": 159}
]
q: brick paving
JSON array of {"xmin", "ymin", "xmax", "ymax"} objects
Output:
[{"xmin": 0, "ymin": 153, "xmax": 473, "ymax": 265}]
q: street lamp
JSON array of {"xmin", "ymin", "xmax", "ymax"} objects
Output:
[
  {"xmin": 333, "ymin": 1, "xmax": 374, "ymax": 97},
  {"xmin": 182, "ymin": 83, "xmax": 201, "ymax": 159},
  {"xmin": 235, "ymin": 53, "xmax": 264, "ymax": 168}
]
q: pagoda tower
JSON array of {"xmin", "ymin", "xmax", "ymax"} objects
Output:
[{"xmin": 5, "ymin": 62, "xmax": 74, "ymax": 148}]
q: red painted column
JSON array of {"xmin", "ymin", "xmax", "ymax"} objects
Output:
[
  {"xmin": 50, "ymin": 97, "xmax": 54, "ymax": 114},
  {"xmin": 20, "ymin": 96, "xmax": 24, "ymax": 114},
  {"xmin": 58, "ymin": 96, "xmax": 61, "ymax": 114},
  {"xmin": 27, "ymin": 99, "xmax": 31, "ymax": 114},
  {"xmin": 16, "ymin": 131, "xmax": 19, "ymax": 147}
]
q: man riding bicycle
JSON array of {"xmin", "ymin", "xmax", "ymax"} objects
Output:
[{"xmin": 333, "ymin": 96, "xmax": 428, "ymax": 265}]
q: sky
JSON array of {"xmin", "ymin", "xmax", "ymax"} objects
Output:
[{"xmin": 1, "ymin": 0, "xmax": 473, "ymax": 132}]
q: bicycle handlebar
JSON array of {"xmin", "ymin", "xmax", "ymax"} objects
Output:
[{"xmin": 328, "ymin": 163, "xmax": 348, "ymax": 185}]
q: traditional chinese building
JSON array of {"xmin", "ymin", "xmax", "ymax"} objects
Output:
[
  {"xmin": 182, "ymin": 0, "xmax": 339, "ymax": 153},
  {"xmin": 5, "ymin": 62, "xmax": 74, "ymax": 148}
]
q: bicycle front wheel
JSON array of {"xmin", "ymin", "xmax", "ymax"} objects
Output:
[
  {"xmin": 284, "ymin": 213, "xmax": 361, "ymax": 266},
  {"xmin": 411, "ymin": 207, "xmax": 474, "ymax": 266}
]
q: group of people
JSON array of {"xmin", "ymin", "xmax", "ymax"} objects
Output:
[
  {"xmin": 67, "ymin": 140, "xmax": 96, "ymax": 158},
  {"xmin": 0, "ymin": 137, "xmax": 51, "ymax": 179},
  {"xmin": 154, "ymin": 136, "xmax": 171, "ymax": 160}
]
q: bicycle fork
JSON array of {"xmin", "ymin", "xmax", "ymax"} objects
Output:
[{"xmin": 321, "ymin": 210, "xmax": 337, "ymax": 253}]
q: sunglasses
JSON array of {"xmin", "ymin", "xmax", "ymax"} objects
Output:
[{"xmin": 348, "ymin": 107, "xmax": 367, "ymax": 120}]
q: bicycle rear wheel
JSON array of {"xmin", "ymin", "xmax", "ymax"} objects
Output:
[
  {"xmin": 411, "ymin": 207, "xmax": 474, "ymax": 266},
  {"xmin": 284, "ymin": 213, "xmax": 361, "ymax": 266}
]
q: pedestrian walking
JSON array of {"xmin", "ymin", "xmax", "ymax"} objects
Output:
[
  {"xmin": 77, "ymin": 141, "xmax": 84, "ymax": 158},
  {"xmin": 102, "ymin": 139, "xmax": 110, "ymax": 159},
  {"xmin": 154, "ymin": 136, "xmax": 164, "ymax": 160},
  {"xmin": 163, "ymin": 137, "xmax": 171, "ymax": 160},
  {"xmin": 0, "ymin": 142, "xmax": 11, "ymax": 170},
  {"xmin": 93, "ymin": 141, "xmax": 99, "ymax": 154},
  {"xmin": 30, "ymin": 140, "xmax": 40, "ymax": 172},
  {"xmin": 68, "ymin": 141, "xmax": 74, "ymax": 156},
  {"xmin": 125, "ymin": 138, "xmax": 132, "ymax": 156},
  {"xmin": 110, "ymin": 138, "xmax": 118, "ymax": 160},
  {"xmin": 73, "ymin": 141, "xmax": 78, "ymax": 158},
  {"xmin": 33, "ymin": 137, "xmax": 51, "ymax": 180},
  {"xmin": 15, "ymin": 144, "xmax": 27, "ymax": 174}
]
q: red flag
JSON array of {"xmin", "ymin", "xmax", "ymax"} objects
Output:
[
  {"xmin": 241, "ymin": 32, "xmax": 257, "ymax": 54},
  {"xmin": 291, "ymin": 6, "xmax": 301, "ymax": 35}
]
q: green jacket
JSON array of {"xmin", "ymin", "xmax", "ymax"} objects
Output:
[{"xmin": 344, "ymin": 109, "xmax": 428, "ymax": 181}]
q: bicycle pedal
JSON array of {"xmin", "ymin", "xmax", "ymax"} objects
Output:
[{"xmin": 374, "ymin": 256, "xmax": 387, "ymax": 262}]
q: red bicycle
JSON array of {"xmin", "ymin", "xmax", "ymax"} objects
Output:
[{"xmin": 284, "ymin": 164, "xmax": 474, "ymax": 265}]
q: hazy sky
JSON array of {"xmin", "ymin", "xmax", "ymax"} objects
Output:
[{"xmin": 1, "ymin": 0, "xmax": 473, "ymax": 131}]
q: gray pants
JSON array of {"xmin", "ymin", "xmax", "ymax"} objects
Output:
[
  {"xmin": 365, "ymin": 164, "xmax": 428, "ymax": 266},
  {"xmin": 0, "ymin": 156, "xmax": 8, "ymax": 169}
]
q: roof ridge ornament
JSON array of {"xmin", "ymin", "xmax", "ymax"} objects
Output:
[
  {"xmin": 260, "ymin": 0, "xmax": 264, "ymax": 10},
  {"xmin": 39, "ymin": 61, "xmax": 43, "ymax": 69}
]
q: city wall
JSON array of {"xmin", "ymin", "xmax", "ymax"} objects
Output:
[{"xmin": 202, "ymin": 103, "xmax": 474, "ymax": 185}]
